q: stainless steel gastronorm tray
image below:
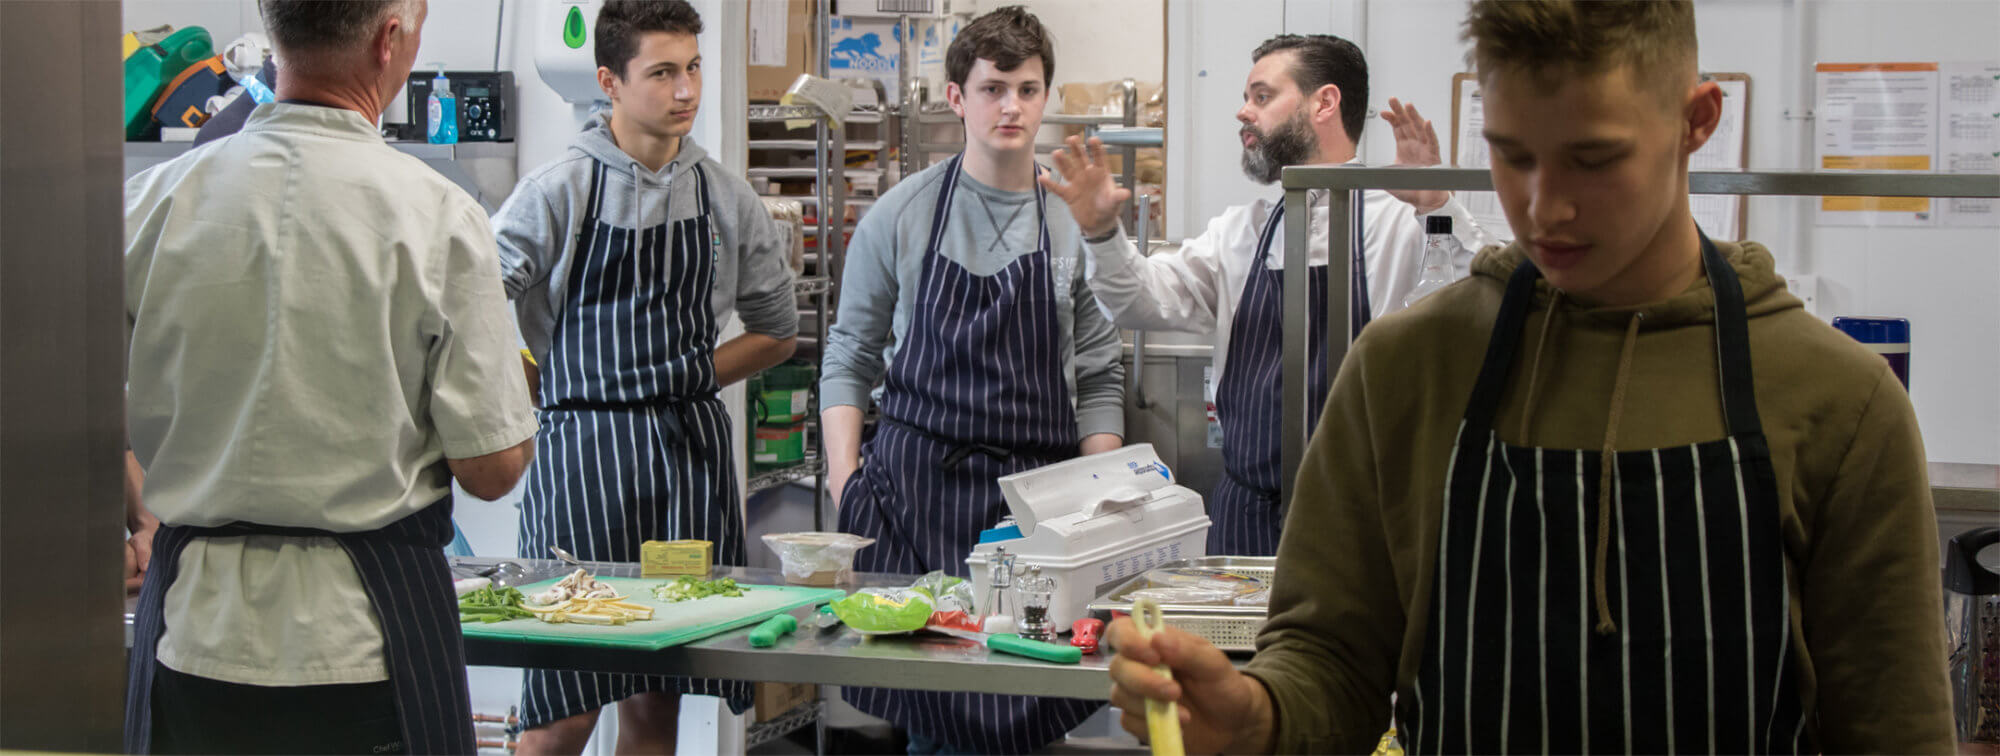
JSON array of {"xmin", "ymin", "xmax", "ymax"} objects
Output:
[{"xmin": 1086, "ymin": 556, "xmax": 1275, "ymax": 652}]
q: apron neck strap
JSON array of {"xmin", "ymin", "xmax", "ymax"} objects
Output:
[
  {"xmin": 1702, "ymin": 230, "xmax": 1761, "ymax": 437},
  {"xmin": 1460, "ymin": 228, "xmax": 1759, "ymax": 438},
  {"xmin": 1461, "ymin": 259, "xmax": 1545, "ymax": 432}
]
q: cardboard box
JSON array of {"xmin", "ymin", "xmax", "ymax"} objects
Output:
[
  {"xmin": 748, "ymin": 0, "xmax": 817, "ymax": 102},
  {"xmin": 754, "ymin": 681, "xmax": 815, "ymax": 722}
]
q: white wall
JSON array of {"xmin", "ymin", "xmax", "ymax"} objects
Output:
[
  {"xmin": 965, "ymin": 0, "xmax": 1164, "ymax": 92},
  {"xmin": 1166, "ymin": 0, "xmax": 2000, "ymax": 470}
]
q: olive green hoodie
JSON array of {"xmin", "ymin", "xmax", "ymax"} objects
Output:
[{"xmin": 1244, "ymin": 239, "xmax": 1953, "ymax": 753}]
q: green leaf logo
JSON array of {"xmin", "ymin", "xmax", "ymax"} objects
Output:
[{"xmin": 564, "ymin": 6, "xmax": 586, "ymax": 49}]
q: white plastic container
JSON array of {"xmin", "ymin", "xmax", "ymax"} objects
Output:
[{"xmin": 964, "ymin": 444, "xmax": 1210, "ymax": 630}]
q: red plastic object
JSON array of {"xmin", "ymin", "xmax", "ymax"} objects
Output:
[{"xmin": 1070, "ymin": 618, "xmax": 1104, "ymax": 654}]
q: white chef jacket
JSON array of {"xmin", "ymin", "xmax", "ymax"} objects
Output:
[
  {"xmin": 124, "ymin": 103, "xmax": 537, "ymax": 685},
  {"xmin": 1083, "ymin": 169, "xmax": 1498, "ymax": 388}
]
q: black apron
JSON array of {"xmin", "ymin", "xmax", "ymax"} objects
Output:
[
  {"xmin": 836, "ymin": 155, "xmax": 1101, "ymax": 754},
  {"xmin": 516, "ymin": 162, "xmax": 750, "ymax": 727},
  {"xmin": 1209, "ymin": 204, "xmax": 1332, "ymax": 556},
  {"xmin": 1401, "ymin": 234, "xmax": 1807, "ymax": 753},
  {"xmin": 1210, "ymin": 192, "xmax": 1369, "ymax": 556},
  {"xmin": 126, "ymin": 496, "xmax": 473, "ymax": 755}
]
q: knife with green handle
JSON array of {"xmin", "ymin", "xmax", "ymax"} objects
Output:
[
  {"xmin": 931, "ymin": 627, "xmax": 1083, "ymax": 664},
  {"xmin": 747, "ymin": 613, "xmax": 798, "ymax": 648}
]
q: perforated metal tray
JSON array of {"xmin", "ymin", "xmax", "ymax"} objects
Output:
[{"xmin": 1086, "ymin": 556, "xmax": 1275, "ymax": 652}]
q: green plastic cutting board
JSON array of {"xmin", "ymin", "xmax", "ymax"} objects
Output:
[{"xmin": 460, "ymin": 576, "xmax": 845, "ymax": 650}]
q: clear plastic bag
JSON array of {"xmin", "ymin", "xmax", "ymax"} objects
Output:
[{"xmin": 760, "ymin": 532, "xmax": 874, "ymax": 585}]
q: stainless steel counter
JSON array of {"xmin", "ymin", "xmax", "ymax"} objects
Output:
[{"xmin": 451, "ymin": 558, "xmax": 1122, "ymax": 701}]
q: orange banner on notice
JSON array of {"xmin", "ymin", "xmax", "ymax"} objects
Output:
[
  {"xmin": 1821, "ymin": 155, "xmax": 1933, "ymax": 171},
  {"xmin": 1821, "ymin": 196, "xmax": 1932, "ymax": 213},
  {"xmin": 1815, "ymin": 62, "xmax": 1939, "ymax": 74}
]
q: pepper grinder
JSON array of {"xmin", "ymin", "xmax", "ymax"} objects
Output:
[
  {"xmin": 1016, "ymin": 564, "xmax": 1057, "ymax": 643},
  {"xmin": 980, "ymin": 548, "xmax": 1018, "ymax": 632}
]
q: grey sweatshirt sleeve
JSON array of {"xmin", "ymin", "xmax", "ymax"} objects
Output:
[
  {"xmin": 491, "ymin": 176, "xmax": 559, "ymax": 300},
  {"xmin": 820, "ymin": 195, "xmax": 903, "ymax": 411},
  {"xmin": 725, "ymin": 178, "xmax": 799, "ymax": 340},
  {"xmin": 1070, "ymin": 249, "xmax": 1127, "ymax": 439}
]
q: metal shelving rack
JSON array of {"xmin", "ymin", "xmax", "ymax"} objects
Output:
[
  {"xmin": 742, "ymin": 103, "xmax": 842, "ymax": 538},
  {"xmin": 1273, "ymin": 166, "xmax": 2000, "ymax": 510},
  {"xmin": 894, "ymin": 70, "xmax": 1150, "ymax": 230}
]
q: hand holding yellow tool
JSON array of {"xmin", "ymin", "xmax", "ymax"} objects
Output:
[{"xmin": 1130, "ymin": 597, "xmax": 1186, "ymax": 756}]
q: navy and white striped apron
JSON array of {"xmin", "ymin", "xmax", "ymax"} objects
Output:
[
  {"xmin": 1402, "ymin": 233, "xmax": 1806, "ymax": 753},
  {"xmin": 517, "ymin": 162, "xmax": 750, "ymax": 729},
  {"xmin": 837, "ymin": 155, "xmax": 1102, "ymax": 754},
  {"xmin": 126, "ymin": 496, "xmax": 474, "ymax": 755},
  {"xmin": 1208, "ymin": 204, "xmax": 1332, "ymax": 556}
]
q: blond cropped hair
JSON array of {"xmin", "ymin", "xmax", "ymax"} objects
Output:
[{"xmin": 1462, "ymin": 0, "xmax": 1698, "ymax": 103}]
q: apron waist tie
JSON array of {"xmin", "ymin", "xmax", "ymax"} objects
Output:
[
  {"xmin": 544, "ymin": 395, "xmax": 713, "ymax": 449},
  {"xmin": 1223, "ymin": 466, "xmax": 1281, "ymax": 501},
  {"xmin": 878, "ymin": 415, "xmax": 1069, "ymax": 471}
]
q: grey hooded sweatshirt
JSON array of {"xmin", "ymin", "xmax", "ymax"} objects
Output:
[{"xmin": 494, "ymin": 113, "xmax": 797, "ymax": 370}]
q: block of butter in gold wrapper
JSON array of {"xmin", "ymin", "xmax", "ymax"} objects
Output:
[{"xmin": 640, "ymin": 539, "xmax": 713, "ymax": 577}]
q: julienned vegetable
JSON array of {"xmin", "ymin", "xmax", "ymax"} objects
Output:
[
  {"xmin": 650, "ymin": 576, "xmax": 747, "ymax": 603},
  {"xmin": 458, "ymin": 585, "xmax": 534, "ymax": 624}
]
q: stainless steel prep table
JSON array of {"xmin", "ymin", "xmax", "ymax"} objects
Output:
[{"xmin": 451, "ymin": 558, "xmax": 1121, "ymax": 701}]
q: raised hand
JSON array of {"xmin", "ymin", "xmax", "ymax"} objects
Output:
[
  {"xmin": 1039, "ymin": 135, "xmax": 1132, "ymax": 238},
  {"xmin": 1381, "ymin": 97, "xmax": 1450, "ymax": 214}
]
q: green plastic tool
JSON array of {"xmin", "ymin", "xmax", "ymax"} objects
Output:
[
  {"xmin": 748, "ymin": 613, "xmax": 798, "ymax": 648},
  {"xmin": 932, "ymin": 627, "xmax": 1083, "ymax": 664}
]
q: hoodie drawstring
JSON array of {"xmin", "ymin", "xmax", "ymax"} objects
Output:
[
  {"xmin": 1517, "ymin": 290, "xmax": 1564, "ymax": 441},
  {"xmin": 1592, "ymin": 312, "xmax": 1644, "ymax": 635}
]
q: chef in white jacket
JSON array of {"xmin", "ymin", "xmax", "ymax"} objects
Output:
[{"xmin": 1043, "ymin": 33, "xmax": 1499, "ymax": 556}]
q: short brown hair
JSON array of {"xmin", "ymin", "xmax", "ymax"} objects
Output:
[
  {"xmin": 595, "ymin": 0, "xmax": 703, "ymax": 79},
  {"xmin": 1461, "ymin": 0, "xmax": 1697, "ymax": 98},
  {"xmin": 946, "ymin": 6, "xmax": 1055, "ymax": 89}
]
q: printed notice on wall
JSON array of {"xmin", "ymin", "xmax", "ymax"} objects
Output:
[
  {"xmin": 748, "ymin": 0, "xmax": 788, "ymax": 68},
  {"xmin": 1814, "ymin": 62, "xmax": 1940, "ymax": 226},
  {"xmin": 1939, "ymin": 61, "xmax": 2000, "ymax": 227}
]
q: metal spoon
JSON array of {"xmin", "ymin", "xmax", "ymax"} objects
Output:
[
  {"xmin": 471, "ymin": 561, "xmax": 531, "ymax": 587},
  {"xmin": 549, "ymin": 545, "xmax": 585, "ymax": 568}
]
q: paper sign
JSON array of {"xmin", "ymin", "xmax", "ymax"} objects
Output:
[
  {"xmin": 1815, "ymin": 62, "xmax": 1940, "ymax": 226},
  {"xmin": 1939, "ymin": 61, "xmax": 2000, "ymax": 227},
  {"xmin": 749, "ymin": 0, "xmax": 788, "ymax": 68}
]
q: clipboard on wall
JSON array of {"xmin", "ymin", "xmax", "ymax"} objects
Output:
[{"xmin": 1448, "ymin": 71, "xmax": 1754, "ymax": 240}]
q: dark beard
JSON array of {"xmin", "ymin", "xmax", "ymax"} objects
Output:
[{"xmin": 1239, "ymin": 110, "xmax": 1319, "ymax": 185}]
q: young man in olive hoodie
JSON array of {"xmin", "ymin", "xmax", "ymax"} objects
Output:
[{"xmin": 1105, "ymin": 2, "xmax": 1954, "ymax": 753}]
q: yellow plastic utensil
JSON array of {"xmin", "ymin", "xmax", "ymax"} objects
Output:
[{"xmin": 1131, "ymin": 597, "xmax": 1186, "ymax": 756}]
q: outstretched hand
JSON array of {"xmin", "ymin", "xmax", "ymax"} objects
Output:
[
  {"xmin": 1381, "ymin": 97, "xmax": 1450, "ymax": 214},
  {"xmin": 1039, "ymin": 135, "xmax": 1131, "ymax": 238}
]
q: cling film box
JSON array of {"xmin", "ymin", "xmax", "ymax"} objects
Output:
[{"xmin": 640, "ymin": 539, "xmax": 713, "ymax": 577}]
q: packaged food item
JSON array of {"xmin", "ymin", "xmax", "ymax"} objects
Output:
[
  {"xmin": 1115, "ymin": 567, "xmax": 1269, "ymax": 606},
  {"xmin": 640, "ymin": 539, "xmax": 713, "ymax": 577},
  {"xmin": 1123, "ymin": 587, "xmax": 1244, "ymax": 606},
  {"xmin": 1233, "ymin": 589, "xmax": 1271, "ymax": 608},
  {"xmin": 828, "ymin": 571, "xmax": 968, "ymax": 634},
  {"xmin": 760, "ymin": 532, "xmax": 873, "ymax": 585}
]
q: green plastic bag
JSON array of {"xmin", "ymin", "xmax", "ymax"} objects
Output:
[{"xmin": 829, "ymin": 571, "xmax": 970, "ymax": 634}]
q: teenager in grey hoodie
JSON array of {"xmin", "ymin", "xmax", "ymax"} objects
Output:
[{"xmin": 489, "ymin": 3, "xmax": 797, "ymax": 753}]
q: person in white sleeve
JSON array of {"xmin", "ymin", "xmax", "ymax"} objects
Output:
[{"xmin": 1042, "ymin": 33, "xmax": 1500, "ymax": 557}]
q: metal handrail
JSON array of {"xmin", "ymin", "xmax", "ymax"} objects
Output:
[{"xmin": 1276, "ymin": 167, "xmax": 2000, "ymax": 509}]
